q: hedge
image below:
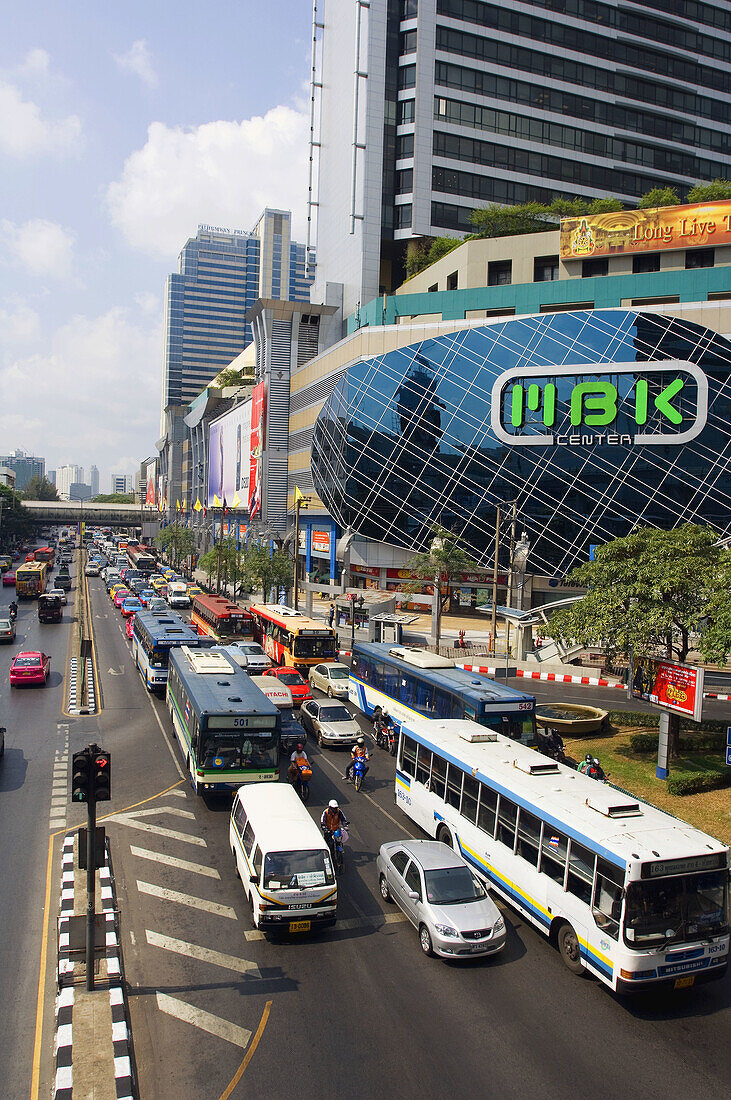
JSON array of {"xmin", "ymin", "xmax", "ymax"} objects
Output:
[
  {"xmin": 666, "ymin": 770, "xmax": 731, "ymax": 796},
  {"xmin": 608, "ymin": 711, "xmax": 728, "ymax": 734},
  {"xmin": 628, "ymin": 731, "xmax": 727, "ymax": 754}
]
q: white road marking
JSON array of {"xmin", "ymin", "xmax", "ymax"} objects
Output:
[
  {"xmin": 243, "ymin": 911, "xmax": 408, "ymax": 940},
  {"xmin": 106, "ymin": 816, "xmax": 207, "ymax": 847},
  {"xmin": 123, "ymin": 805, "xmax": 196, "ymax": 821},
  {"xmin": 137, "ymin": 881, "xmax": 237, "ymax": 919},
  {"xmin": 130, "ymin": 846, "xmax": 220, "ymax": 878},
  {"xmin": 167, "ymin": 788, "xmax": 187, "ymax": 799},
  {"xmin": 146, "ymin": 930, "xmax": 261, "ymax": 976},
  {"xmin": 156, "ymin": 993, "xmax": 252, "ymax": 1048},
  {"xmin": 129, "ymin": 930, "xmax": 136, "ymax": 946}
]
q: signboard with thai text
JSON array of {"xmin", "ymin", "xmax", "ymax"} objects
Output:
[{"xmin": 631, "ymin": 656, "xmax": 704, "ymax": 723}]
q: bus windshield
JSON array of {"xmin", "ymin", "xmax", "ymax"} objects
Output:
[
  {"xmin": 263, "ymin": 849, "xmax": 335, "ymax": 890},
  {"xmin": 293, "ymin": 635, "xmax": 337, "ymax": 659},
  {"xmin": 200, "ymin": 730, "xmax": 279, "ymax": 771},
  {"xmin": 624, "ymin": 871, "xmax": 728, "ymax": 948},
  {"xmin": 480, "ymin": 712, "xmax": 535, "ymax": 741},
  {"xmin": 149, "ymin": 648, "xmax": 169, "ymax": 669}
]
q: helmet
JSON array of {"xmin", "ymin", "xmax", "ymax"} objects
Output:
[
  {"xmin": 328, "ymin": 799, "xmax": 339, "ymax": 809},
  {"xmin": 593, "ymin": 757, "xmax": 601, "ymax": 767},
  {"xmin": 585, "ymin": 753, "xmax": 592, "ymax": 763},
  {"xmin": 296, "ymin": 743, "xmax": 303, "ymax": 751},
  {"xmin": 357, "ymin": 736, "xmax": 365, "ymax": 746}
]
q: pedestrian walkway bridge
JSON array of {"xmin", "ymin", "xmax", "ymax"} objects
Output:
[{"xmin": 22, "ymin": 499, "xmax": 160, "ymax": 530}]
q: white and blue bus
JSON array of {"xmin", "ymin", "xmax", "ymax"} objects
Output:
[
  {"xmin": 394, "ymin": 717, "xmax": 729, "ymax": 995},
  {"xmin": 132, "ymin": 610, "xmax": 212, "ymax": 691},
  {"xmin": 167, "ymin": 646, "xmax": 281, "ymax": 794},
  {"xmin": 349, "ymin": 643, "xmax": 536, "ymax": 743}
]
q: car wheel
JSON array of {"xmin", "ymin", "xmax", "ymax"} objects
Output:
[
  {"xmin": 379, "ymin": 874, "xmax": 391, "ymax": 902},
  {"xmin": 317, "ymin": 729, "xmax": 324, "ymax": 748},
  {"xmin": 419, "ymin": 925, "xmax": 434, "ymax": 957},
  {"xmin": 327, "ymin": 685, "xmax": 333, "ymax": 697},
  {"xmin": 557, "ymin": 922, "xmax": 585, "ymax": 975}
]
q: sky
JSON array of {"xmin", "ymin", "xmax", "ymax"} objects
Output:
[{"xmin": 0, "ymin": 1, "xmax": 313, "ymax": 492}]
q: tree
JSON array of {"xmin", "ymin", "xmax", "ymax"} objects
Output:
[
  {"xmin": 686, "ymin": 179, "xmax": 731, "ymax": 203},
  {"xmin": 405, "ymin": 236, "xmax": 463, "ymax": 278},
  {"xmin": 404, "ymin": 526, "xmax": 479, "ymax": 642},
  {"xmin": 22, "ymin": 475, "xmax": 59, "ymax": 501},
  {"xmin": 638, "ymin": 186, "xmax": 680, "ymax": 209},
  {"xmin": 155, "ymin": 524, "xmax": 194, "ymax": 570},
  {"xmin": 548, "ymin": 524, "xmax": 727, "ymax": 666},
  {"xmin": 245, "ymin": 546, "xmax": 293, "ymax": 604},
  {"xmin": 0, "ymin": 485, "xmax": 33, "ymax": 550},
  {"xmin": 91, "ymin": 493, "xmax": 135, "ymax": 504},
  {"xmin": 213, "ymin": 367, "xmax": 255, "ymax": 388},
  {"xmin": 697, "ymin": 554, "xmax": 731, "ymax": 666}
]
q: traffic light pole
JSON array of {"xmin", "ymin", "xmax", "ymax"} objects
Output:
[{"xmin": 86, "ymin": 792, "xmax": 96, "ymax": 991}]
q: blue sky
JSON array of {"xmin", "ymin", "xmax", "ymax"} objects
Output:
[{"xmin": 0, "ymin": 1, "xmax": 312, "ymax": 490}]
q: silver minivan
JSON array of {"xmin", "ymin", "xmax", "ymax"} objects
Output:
[{"xmin": 377, "ymin": 840, "xmax": 506, "ymax": 959}]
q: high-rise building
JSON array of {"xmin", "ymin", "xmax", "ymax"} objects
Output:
[
  {"xmin": 0, "ymin": 449, "xmax": 45, "ymax": 491},
  {"xmin": 161, "ymin": 211, "xmax": 313, "ymax": 411},
  {"xmin": 110, "ymin": 474, "xmax": 134, "ymax": 495},
  {"xmin": 310, "ymin": 0, "xmax": 731, "ymax": 325},
  {"xmin": 55, "ymin": 465, "xmax": 84, "ymax": 501},
  {"xmin": 89, "ymin": 465, "xmax": 100, "ymax": 498}
]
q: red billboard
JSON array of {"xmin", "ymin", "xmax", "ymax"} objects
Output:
[
  {"xmin": 631, "ymin": 657, "xmax": 704, "ymax": 722},
  {"xmin": 248, "ymin": 381, "xmax": 266, "ymax": 518}
]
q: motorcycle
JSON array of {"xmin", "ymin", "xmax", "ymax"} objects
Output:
[
  {"xmin": 291, "ymin": 761, "xmax": 312, "ymax": 803},
  {"xmin": 585, "ymin": 757, "xmax": 608, "ymax": 782},
  {"xmin": 536, "ymin": 727, "xmax": 566, "ymax": 764},
  {"xmin": 327, "ymin": 826, "xmax": 347, "ymax": 873},
  {"xmin": 350, "ymin": 754, "xmax": 368, "ymax": 792},
  {"xmin": 8, "ymin": 604, "xmax": 17, "ymax": 622},
  {"xmin": 374, "ymin": 714, "xmax": 397, "ymax": 755}
]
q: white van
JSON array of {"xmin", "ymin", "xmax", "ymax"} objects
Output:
[
  {"xmin": 230, "ymin": 783, "xmax": 337, "ymax": 932},
  {"xmin": 167, "ymin": 582, "xmax": 190, "ymax": 609}
]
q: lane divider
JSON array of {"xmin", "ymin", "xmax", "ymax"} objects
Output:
[{"xmin": 54, "ymin": 835, "xmax": 75, "ymax": 1100}]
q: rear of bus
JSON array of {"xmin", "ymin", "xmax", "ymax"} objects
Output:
[
  {"xmin": 231, "ymin": 783, "xmax": 337, "ymax": 933},
  {"xmin": 16, "ymin": 562, "xmax": 45, "ymax": 598}
]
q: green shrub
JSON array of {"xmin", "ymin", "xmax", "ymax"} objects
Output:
[
  {"xmin": 629, "ymin": 731, "xmax": 727, "ymax": 753},
  {"xmin": 667, "ymin": 770, "xmax": 731, "ymax": 796}
]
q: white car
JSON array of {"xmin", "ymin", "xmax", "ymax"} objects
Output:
[
  {"xmin": 309, "ymin": 662, "xmax": 350, "ymax": 698},
  {"xmin": 85, "ymin": 563, "xmax": 100, "ymax": 576},
  {"xmin": 222, "ymin": 641, "xmax": 272, "ymax": 672},
  {"xmin": 48, "ymin": 587, "xmax": 68, "ymax": 605}
]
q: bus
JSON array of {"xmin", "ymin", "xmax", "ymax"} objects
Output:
[
  {"xmin": 191, "ymin": 594, "xmax": 253, "ymax": 641},
  {"xmin": 127, "ymin": 545, "xmax": 157, "ymax": 574},
  {"xmin": 34, "ymin": 546, "xmax": 56, "ymax": 568},
  {"xmin": 16, "ymin": 561, "xmax": 48, "ymax": 598},
  {"xmin": 349, "ymin": 643, "xmax": 536, "ymax": 743},
  {"xmin": 166, "ymin": 646, "xmax": 281, "ymax": 794},
  {"xmin": 248, "ymin": 604, "xmax": 338, "ymax": 674},
  {"xmin": 132, "ymin": 610, "xmax": 213, "ymax": 691},
  {"xmin": 395, "ymin": 717, "xmax": 729, "ymax": 995}
]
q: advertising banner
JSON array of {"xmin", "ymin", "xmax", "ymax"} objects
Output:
[
  {"xmin": 561, "ymin": 200, "xmax": 731, "ymax": 260},
  {"xmin": 311, "ymin": 529, "xmax": 331, "ymax": 554},
  {"xmin": 248, "ymin": 382, "xmax": 266, "ymax": 518},
  {"xmin": 631, "ymin": 656, "xmax": 704, "ymax": 722},
  {"xmin": 207, "ymin": 400, "xmax": 252, "ymax": 509}
]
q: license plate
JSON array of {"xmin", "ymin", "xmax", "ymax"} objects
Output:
[
  {"xmin": 289, "ymin": 920, "xmax": 311, "ymax": 933},
  {"xmin": 674, "ymin": 976, "xmax": 695, "ymax": 989}
]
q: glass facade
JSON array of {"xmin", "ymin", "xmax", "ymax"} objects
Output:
[{"xmin": 311, "ymin": 310, "xmax": 731, "ymax": 575}]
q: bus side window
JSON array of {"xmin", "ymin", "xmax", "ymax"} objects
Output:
[
  {"xmin": 416, "ymin": 681, "xmax": 433, "ymax": 713},
  {"xmin": 477, "ymin": 784, "xmax": 497, "ymax": 837},
  {"xmin": 540, "ymin": 827, "xmax": 568, "ymax": 886},
  {"xmin": 430, "ymin": 754, "xmax": 447, "ymax": 799},
  {"xmin": 516, "ymin": 808, "xmax": 541, "ymax": 867},
  {"xmin": 461, "ymin": 774, "xmax": 479, "ymax": 824},
  {"xmin": 434, "ymin": 691, "xmax": 451, "ymax": 720},
  {"xmin": 592, "ymin": 859, "xmax": 623, "ymax": 939},
  {"xmin": 415, "ymin": 745, "xmax": 431, "ymax": 787},
  {"xmin": 400, "ymin": 735, "xmax": 417, "ymax": 777},
  {"xmin": 400, "ymin": 674, "xmax": 417, "ymax": 708},
  {"xmin": 351, "ymin": 654, "xmax": 360, "ymax": 678},
  {"xmin": 445, "ymin": 764, "xmax": 462, "ymax": 810},
  {"xmin": 497, "ymin": 796, "xmax": 518, "ymax": 851},
  {"xmin": 567, "ymin": 841, "xmax": 596, "ymax": 905}
]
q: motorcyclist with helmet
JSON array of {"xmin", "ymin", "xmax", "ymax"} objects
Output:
[
  {"xmin": 343, "ymin": 736, "xmax": 369, "ymax": 783},
  {"xmin": 320, "ymin": 799, "xmax": 349, "ymax": 842}
]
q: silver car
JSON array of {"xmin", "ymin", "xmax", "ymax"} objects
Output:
[
  {"xmin": 223, "ymin": 642, "xmax": 272, "ymax": 672},
  {"xmin": 309, "ymin": 662, "xmax": 350, "ymax": 698},
  {"xmin": 48, "ymin": 587, "xmax": 68, "ymax": 605},
  {"xmin": 377, "ymin": 840, "xmax": 506, "ymax": 959},
  {"xmin": 0, "ymin": 618, "xmax": 16, "ymax": 644},
  {"xmin": 299, "ymin": 699, "xmax": 360, "ymax": 747}
]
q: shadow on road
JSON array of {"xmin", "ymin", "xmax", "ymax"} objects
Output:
[{"xmin": 0, "ymin": 748, "xmax": 28, "ymax": 791}]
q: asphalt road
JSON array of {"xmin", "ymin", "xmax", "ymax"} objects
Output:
[
  {"xmin": 79, "ymin": 578, "xmax": 731, "ymax": 1100},
  {"xmin": 0, "ymin": 551, "xmax": 75, "ymax": 1098}
]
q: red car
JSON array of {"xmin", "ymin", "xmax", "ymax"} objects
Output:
[
  {"xmin": 125, "ymin": 614, "xmax": 135, "ymax": 640},
  {"xmin": 10, "ymin": 650, "xmax": 51, "ymax": 686},
  {"xmin": 263, "ymin": 666, "xmax": 312, "ymax": 704},
  {"xmin": 2, "ymin": 571, "xmax": 16, "ymax": 586},
  {"xmin": 113, "ymin": 588, "xmax": 132, "ymax": 608}
]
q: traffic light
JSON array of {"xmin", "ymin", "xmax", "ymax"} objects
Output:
[
  {"xmin": 92, "ymin": 751, "xmax": 111, "ymax": 802},
  {"xmin": 72, "ymin": 750, "xmax": 92, "ymax": 803}
]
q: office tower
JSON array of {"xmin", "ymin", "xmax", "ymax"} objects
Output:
[
  {"xmin": 89, "ymin": 465, "xmax": 100, "ymax": 497},
  {"xmin": 0, "ymin": 449, "xmax": 45, "ymax": 490},
  {"xmin": 161, "ymin": 211, "xmax": 313, "ymax": 411},
  {"xmin": 310, "ymin": 0, "xmax": 731, "ymax": 324},
  {"xmin": 110, "ymin": 474, "xmax": 134, "ymax": 494},
  {"xmin": 55, "ymin": 464, "xmax": 83, "ymax": 501},
  {"xmin": 48, "ymin": 470, "xmax": 56, "ymax": 487}
]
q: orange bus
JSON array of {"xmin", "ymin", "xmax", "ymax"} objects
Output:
[
  {"xmin": 190, "ymin": 594, "xmax": 254, "ymax": 641},
  {"xmin": 16, "ymin": 561, "xmax": 48, "ymax": 598},
  {"xmin": 248, "ymin": 604, "xmax": 338, "ymax": 673}
]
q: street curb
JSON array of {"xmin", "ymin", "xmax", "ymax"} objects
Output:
[
  {"xmin": 67, "ymin": 657, "xmax": 79, "ymax": 714},
  {"xmin": 458, "ymin": 663, "xmax": 627, "ymax": 689},
  {"xmin": 54, "ymin": 834, "xmax": 76, "ymax": 1100},
  {"xmin": 100, "ymin": 854, "xmax": 134, "ymax": 1099}
]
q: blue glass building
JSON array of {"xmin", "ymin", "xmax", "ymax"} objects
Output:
[{"xmin": 311, "ymin": 309, "xmax": 731, "ymax": 575}]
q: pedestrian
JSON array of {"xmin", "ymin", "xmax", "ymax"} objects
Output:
[{"xmin": 328, "ymin": 603, "xmax": 335, "ymax": 628}]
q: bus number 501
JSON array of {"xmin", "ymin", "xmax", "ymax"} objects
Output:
[{"xmin": 233, "ymin": 718, "xmax": 249, "ymax": 727}]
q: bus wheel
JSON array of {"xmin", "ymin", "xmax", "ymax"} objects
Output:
[
  {"xmin": 557, "ymin": 922, "xmax": 585, "ymax": 975},
  {"xmin": 436, "ymin": 824, "xmax": 453, "ymax": 850}
]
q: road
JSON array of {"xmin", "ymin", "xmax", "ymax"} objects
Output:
[{"xmin": 82, "ymin": 577, "xmax": 731, "ymax": 1099}]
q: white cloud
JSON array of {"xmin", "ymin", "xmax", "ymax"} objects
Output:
[
  {"xmin": 0, "ymin": 298, "xmax": 41, "ymax": 343},
  {"xmin": 0, "ymin": 305, "xmax": 161, "ymax": 484},
  {"xmin": 114, "ymin": 40, "xmax": 158, "ymax": 89},
  {"xmin": 0, "ymin": 80, "xmax": 81, "ymax": 158},
  {"xmin": 134, "ymin": 290, "xmax": 160, "ymax": 315},
  {"xmin": 16, "ymin": 49, "xmax": 51, "ymax": 79},
  {"xmin": 1, "ymin": 219, "xmax": 76, "ymax": 278},
  {"xmin": 106, "ymin": 105, "xmax": 309, "ymax": 259}
]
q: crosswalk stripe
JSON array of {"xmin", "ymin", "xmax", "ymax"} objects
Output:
[
  {"xmin": 121, "ymin": 805, "xmax": 196, "ymax": 820},
  {"xmin": 106, "ymin": 817, "xmax": 207, "ymax": 847},
  {"xmin": 130, "ymin": 846, "xmax": 220, "ymax": 879},
  {"xmin": 146, "ymin": 930, "xmax": 260, "ymax": 976},
  {"xmin": 137, "ymin": 881, "xmax": 237, "ymax": 919},
  {"xmin": 156, "ymin": 993, "xmax": 252, "ymax": 1048},
  {"xmin": 167, "ymin": 788, "xmax": 188, "ymax": 799},
  {"xmin": 243, "ymin": 911, "xmax": 408, "ymax": 940}
]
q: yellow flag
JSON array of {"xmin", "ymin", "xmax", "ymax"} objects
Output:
[
  {"xmin": 213, "ymin": 494, "xmax": 222, "ymax": 508},
  {"xmin": 231, "ymin": 491, "xmax": 241, "ymax": 509},
  {"xmin": 294, "ymin": 486, "xmax": 305, "ymax": 505},
  {"xmin": 176, "ymin": 499, "xmax": 181, "ymax": 512},
  {"xmin": 194, "ymin": 497, "xmax": 202, "ymax": 512}
]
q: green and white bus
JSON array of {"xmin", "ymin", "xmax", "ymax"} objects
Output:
[
  {"xmin": 395, "ymin": 717, "xmax": 729, "ymax": 995},
  {"xmin": 167, "ymin": 646, "xmax": 281, "ymax": 794}
]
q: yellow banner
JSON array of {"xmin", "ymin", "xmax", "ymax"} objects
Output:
[{"xmin": 560, "ymin": 200, "xmax": 731, "ymax": 260}]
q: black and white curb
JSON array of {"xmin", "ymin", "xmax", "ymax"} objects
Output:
[
  {"xmin": 101, "ymin": 847, "xmax": 134, "ymax": 1099},
  {"xmin": 54, "ymin": 834, "xmax": 76, "ymax": 1100},
  {"xmin": 85, "ymin": 656, "xmax": 96, "ymax": 712},
  {"xmin": 67, "ymin": 657, "xmax": 79, "ymax": 714}
]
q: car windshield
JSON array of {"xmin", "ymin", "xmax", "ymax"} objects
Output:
[
  {"xmin": 278, "ymin": 672, "xmax": 303, "ymax": 685},
  {"xmin": 262, "ymin": 849, "xmax": 335, "ymax": 890},
  {"xmin": 423, "ymin": 866, "xmax": 486, "ymax": 905},
  {"xmin": 0, "ymin": 619, "xmax": 11, "ymax": 629},
  {"xmin": 14, "ymin": 656, "xmax": 41, "ymax": 667},
  {"xmin": 200, "ymin": 731, "xmax": 279, "ymax": 771},
  {"xmin": 329, "ymin": 667, "xmax": 349, "ymax": 680},
  {"xmin": 237, "ymin": 644, "xmax": 263, "ymax": 655},
  {"xmin": 318, "ymin": 705, "xmax": 352, "ymax": 723},
  {"xmin": 624, "ymin": 871, "xmax": 728, "ymax": 947}
]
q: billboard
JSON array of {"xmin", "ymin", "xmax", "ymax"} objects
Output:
[
  {"xmin": 248, "ymin": 381, "xmax": 266, "ymax": 518},
  {"xmin": 207, "ymin": 400, "xmax": 252, "ymax": 509},
  {"xmin": 311, "ymin": 529, "xmax": 331, "ymax": 553},
  {"xmin": 145, "ymin": 460, "xmax": 156, "ymax": 506},
  {"xmin": 631, "ymin": 656, "xmax": 705, "ymax": 723},
  {"xmin": 560, "ymin": 200, "xmax": 731, "ymax": 260}
]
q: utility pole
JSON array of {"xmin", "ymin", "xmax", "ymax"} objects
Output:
[
  {"xmin": 292, "ymin": 490, "xmax": 310, "ymax": 611},
  {"xmin": 490, "ymin": 506, "xmax": 501, "ymax": 654},
  {"xmin": 505, "ymin": 501, "xmax": 517, "ymax": 661}
]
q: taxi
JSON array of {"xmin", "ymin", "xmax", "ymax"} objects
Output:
[
  {"xmin": 10, "ymin": 650, "xmax": 51, "ymax": 686},
  {"xmin": 161, "ymin": 568, "xmax": 176, "ymax": 581},
  {"xmin": 109, "ymin": 583, "xmax": 128, "ymax": 601},
  {"xmin": 113, "ymin": 588, "xmax": 132, "ymax": 608},
  {"xmin": 187, "ymin": 585, "xmax": 203, "ymax": 599},
  {"xmin": 152, "ymin": 577, "xmax": 168, "ymax": 594},
  {"xmin": 263, "ymin": 666, "xmax": 312, "ymax": 705}
]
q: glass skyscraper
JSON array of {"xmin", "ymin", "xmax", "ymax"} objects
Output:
[{"xmin": 310, "ymin": 0, "xmax": 731, "ymax": 325}]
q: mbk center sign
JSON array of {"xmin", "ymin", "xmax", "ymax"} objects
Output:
[{"xmin": 491, "ymin": 361, "xmax": 708, "ymax": 448}]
